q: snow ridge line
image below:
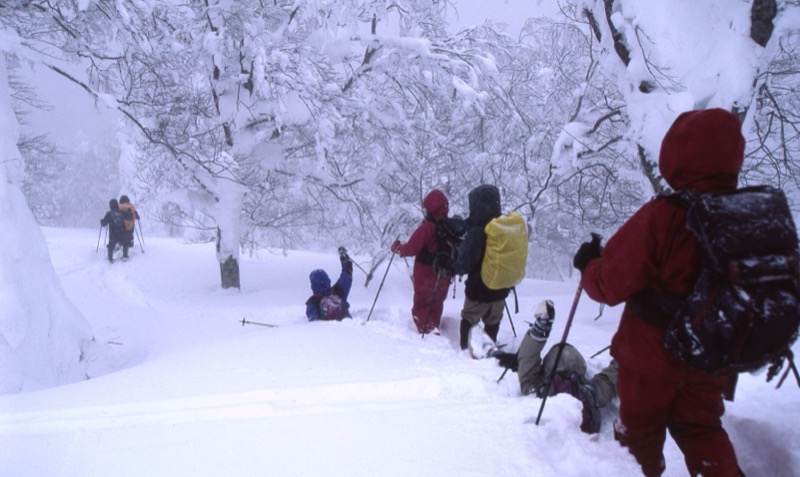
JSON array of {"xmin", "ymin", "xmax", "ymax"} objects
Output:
[{"xmin": 0, "ymin": 373, "xmax": 488, "ymax": 434}]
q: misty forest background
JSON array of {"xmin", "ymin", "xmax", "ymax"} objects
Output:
[{"xmin": 6, "ymin": 0, "xmax": 800, "ymax": 289}]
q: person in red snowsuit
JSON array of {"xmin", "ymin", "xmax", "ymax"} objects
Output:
[
  {"xmin": 573, "ymin": 108, "xmax": 744, "ymax": 477},
  {"xmin": 391, "ymin": 189, "xmax": 452, "ymax": 334}
]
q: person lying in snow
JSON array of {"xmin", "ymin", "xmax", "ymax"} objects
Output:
[
  {"xmin": 494, "ymin": 299, "xmax": 618, "ymax": 434},
  {"xmin": 305, "ymin": 247, "xmax": 353, "ymax": 321}
]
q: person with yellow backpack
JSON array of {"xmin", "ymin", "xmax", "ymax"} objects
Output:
[
  {"xmin": 452, "ymin": 184, "xmax": 528, "ymax": 351},
  {"xmin": 118, "ymin": 195, "xmax": 140, "ymax": 249}
]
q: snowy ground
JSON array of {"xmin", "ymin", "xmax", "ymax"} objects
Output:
[{"xmin": 1, "ymin": 227, "xmax": 798, "ymax": 476}]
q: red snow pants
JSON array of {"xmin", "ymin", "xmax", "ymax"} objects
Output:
[
  {"xmin": 614, "ymin": 362, "xmax": 741, "ymax": 477},
  {"xmin": 411, "ymin": 262, "xmax": 450, "ymax": 334}
]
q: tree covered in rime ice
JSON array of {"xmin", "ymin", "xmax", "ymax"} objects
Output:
[
  {"xmin": 572, "ymin": 0, "xmax": 793, "ymax": 190},
  {"xmin": 7, "ymin": 0, "xmax": 800, "ymax": 286},
  {"xmin": 0, "ymin": 3, "xmax": 95, "ymax": 393}
]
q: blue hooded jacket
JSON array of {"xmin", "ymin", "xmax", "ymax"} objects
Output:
[{"xmin": 305, "ymin": 264, "xmax": 352, "ymax": 321}]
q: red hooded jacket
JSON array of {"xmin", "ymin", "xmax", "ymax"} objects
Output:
[
  {"xmin": 580, "ymin": 109, "xmax": 745, "ymax": 375},
  {"xmin": 397, "ymin": 189, "xmax": 449, "ymax": 260}
]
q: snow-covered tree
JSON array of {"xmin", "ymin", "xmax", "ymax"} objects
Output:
[
  {"xmin": 0, "ymin": 52, "xmax": 93, "ymax": 393},
  {"xmin": 573, "ymin": 0, "xmax": 787, "ymax": 193}
]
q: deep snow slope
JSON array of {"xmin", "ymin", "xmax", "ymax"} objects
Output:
[{"xmin": 0, "ymin": 227, "xmax": 797, "ymax": 477}]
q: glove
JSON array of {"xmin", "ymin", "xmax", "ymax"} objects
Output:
[
  {"xmin": 338, "ymin": 246, "xmax": 349, "ymax": 260},
  {"xmin": 100, "ymin": 219, "xmax": 104, "ymax": 227},
  {"xmin": 390, "ymin": 240, "xmax": 402, "ymax": 253},
  {"xmin": 572, "ymin": 233, "xmax": 603, "ymax": 272},
  {"xmin": 341, "ymin": 256, "xmax": 353, "ymax": 275},
  {"xmin": 494, "ymin": 352, "xmax": 519, "ymax": 372}
]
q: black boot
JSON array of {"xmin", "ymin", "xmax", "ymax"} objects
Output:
[
  {"xmin": 459, "ymin": 319, "xmax": 472, "ymax": 350},
  {"xmin": 484, "ymin": 323, "xmax": 500, "ymax": 342}
]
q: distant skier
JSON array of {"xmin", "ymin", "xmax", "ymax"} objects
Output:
[
  {"xmin": 118, "ymin": 195, "xmax": 140, "ymax": 248},
  {"xmin": 100, "ymin": 198, "xmax": 132, "ymax": 263},
  {"xmin": 306, "ymin": 247, "xmax": 354, "ymax": 321}
]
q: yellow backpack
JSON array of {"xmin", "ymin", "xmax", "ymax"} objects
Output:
[{"xmin": 480, "ymin": 211, "xmax": 528, "ymax": 290}]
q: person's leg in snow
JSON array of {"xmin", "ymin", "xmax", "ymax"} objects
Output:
[
  {"xmin": 513, "ymin": 299, "xmax": 618, "ymax": 434},
  {"xmin": 481, "ymin": 300, "xmax": 504, "ymax": 341},
  {"xmin": 411, "ymin": 267, "xmax": 449, "ymax": 334},
  {"xmin": 459, "ymin": 299, "xmax": 504, "ymax": 346}
]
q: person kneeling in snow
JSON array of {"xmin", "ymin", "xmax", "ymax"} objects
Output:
[
  {"xmin": 306, "ymin": 247, "xmax": 353, "ymax": 321},
  {"xmin": 494, "ymin": 300, "xmax": 618, "ymax": 434}
]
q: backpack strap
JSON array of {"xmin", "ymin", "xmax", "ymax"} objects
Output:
[
  {"xmin": 627, "ymin": 192, "xmax": 698, "ymax": 327},
  {"xmin": 415, "ymin": 218, "xmax": 437, "ymax": 265},
  {"xmin": 306, "ymin": 293, "xmax": 323, "ymax": 307}
]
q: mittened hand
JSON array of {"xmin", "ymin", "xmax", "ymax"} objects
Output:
[
  {"xmin": 341, "ymin": 257, "xmax": 353, "ymax": 275},
  {"xmin": 390, "ymin": 240, "xmax": 402, "ymax": 253},
  {"xmin": 573, "ymin": 233, "xmax": 603, "ymax": 272},
  {"xmin": 494, "ymin": 352, "xmax": 519, "ymax": 372}
]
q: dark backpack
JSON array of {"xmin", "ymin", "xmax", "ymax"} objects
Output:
[
  {"xmin": 662, "ymin": 185, "xmax": 800, "ymax": 375},
  {"xmin": 110, "ymin": 210, "xmax": 125, "ymax": 233},
  {"xmin": 418, "ymin": 216, "xmax": 466, "ymax": 276}
]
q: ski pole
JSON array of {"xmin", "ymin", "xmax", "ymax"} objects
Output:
[
  {"xmin": 503, "ymin": 301, "xmax": 518, "ymax": 338},
  {"xmin": 593, "ymin": 303, "xmax": 605, "ymax": 321},
  {"xmin": 496, "ymin": 367, "xmax": 510, "ymax": 383},
  {"xmin": 339, "ymin": 246, "xmax": 369, "ymax": 279},
  {"xmin": 420, "ymin": 270, "xmax": 446, "ymax": 338},
  {"xmin": 135, "ymin": 223, "xmax": 145, "ymax": 253},
  {"xmin": 351, "ymin": 258, "xmax": 369, "ymax": 278},
  {"xmin": 96, "ymin": 225, "xmax": 105, "ymax": 252},
  {"xmin": 590, "ymin": 344, "xmax": 611, "ymax": 359},
  {"xmin": 240, "ymin": 318, "xmax": 277, "ymax": 328},
  {"xmin": 776, "ymin": 354, "xmax": 800, "ymax": 390},
  {"xmin": 535, "ymin": 284, "xmax": 583, "ymax": 426},
  {"xmin": 367, "ymin": 250, "xmax": 396, "ymax": 322},
  {"xmin": 401, "ymin": 256, "xmax": 415, "ymax": 286}
]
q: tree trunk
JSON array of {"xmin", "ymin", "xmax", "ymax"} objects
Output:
[
  {"xmin": 751, "ymin": 0, "xmax": 778, "ymax": 47},
  {"xmin": 217, "ymin": 226, "xmax": 241, "ymax": 289},
  {"xmin": 219, "ymin": 254, "xmax": 241, "ymax": 289}
]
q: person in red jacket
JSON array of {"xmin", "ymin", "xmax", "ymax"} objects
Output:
[
  {"xmin": 573, "ymin": 108, "xmax": 745, "ymax": 477},
  {"xmin": 391, "ymin": 189, "xmax": 452, "ymax": 334}
]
